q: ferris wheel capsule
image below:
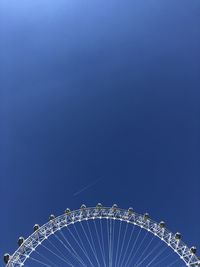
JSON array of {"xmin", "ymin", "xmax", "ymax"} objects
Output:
[
  {"xmin": 65, "ymin": 208, "xmax": 71, "ymax": 214},
  {"xmin": 49, "ymin": 214, "xmax": 55, "ymax": 221},
  {"xmin": 3, "ymin": 253, "xmax": 10, "ymax": 264},
  {"xmin": 128, "ymin": 207, "xmax": 134, "ymax": 215},
  {"xmin": 81, "ymin": 204, "xmax": 86, "ymax": 210},
  {"xmin": 112, "ymin": 204, "xmax": 118, "ymax": 211},
  {"xmin": 17, "ymin": 237, "xmax": 24, "ymax": 247},
  {"xmin": 175, "ymin": 232, "xmax": 181, "ymax": 240},
  {"xmin": 190, "ymin": 246, "xmax": 197, "ymax": 254},
  {"xmin": 159, "ymin": 221, "xmax": 165, "ymax": 228},
  {"xmin": 96, "ymin": 203, "xmax": 102, "ymax": 209},
  {"xmin": 144, "ymin": 213, "xmax": 150, "ymax": 220},
  {"xmin": 33, "ymin": 224, "xmax": 40, "ymax": 232}
]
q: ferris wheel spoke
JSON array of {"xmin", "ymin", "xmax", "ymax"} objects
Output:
[
  {"xmin": 114, "ymin": 220, "xmax": 122, "ymax": 267},
  {"xmin": 124, "ymin": 227, "xmax": 142, "ymax": 267},
  {"xmin": 120, "ymin": 223, "xmax": 136, "ymax": 267},
  {"xmin": 108, "ymin": 218, "xmax": 114, "ymax": 267},
  {"xmin": 93, "ymin": 219, "xmax": 106, "ymax": 267},
  {"xmin": 99, "ymin": 218, "xmax": 107, "ymax": 266},
  {"xmin": 117, "ymin": 222, "xmax": 128, "ymax": 267},
  {"xmin": 134, "ymin": 238, "xmax": 163, "ymax": 267},
  {"xmin": 151, "ymin": 250, "xmax": 175, "ymax": 267},
  {"xmin": 45, "ymin": 237, "xmax": 73, "ymax": 265},
  {"xmin": 41, "ymin": 241, "xmax": 74, "ymax": 266},
  {"xmin": 80, "ymin": 221, "xmax": 101, "ymax": 267},
  {"xmin": 128, "ymin": 230, "xmax": 149, "ymax": 266},
  {"xmin": 59, "ymin": 229, "xmax": 88, "ymax": 266},
  {"xmin": 67, "ymin": 224, "xmax": 92, "ymax": 264},
  {"xmin": 71, "ymin": 223, "xmax": 95, "ymax": 266},
  {"xmin": 86, "ymin": 220, "xmax": 101, "ymax": 266},
  {"xmin": 106, "ymin": 218, "xmax": 111, "ymax": 267},
  {"xmin": 33, "ymin": 248, "xmax": 58, "ymax": 267},
  {"xmin": 110, "ymin": 218, "xmax": 115, "ymax": 267},
  {"xmin": 166, "ymin": 257, "xmax": 182, "ymax": 267},
  {"xmin": 29, "ymin": 256, "xmax": 53, "ymax": 267},
  {"xmin": 108, "ymin": 219, "xmax": 111, "ymax": 267},
  {"xmin": 146, "ymin": 243, "xmax": 169, "ymax": 266},
  {"xmin": 55, "ymin": 230, "xmax": 87, "ymax": 266},
  {"xmin": 133, "ymin": 234, "xmax": 155, "ymax": 267}
]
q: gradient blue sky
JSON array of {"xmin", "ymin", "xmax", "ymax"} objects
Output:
[{"xmin": 0, "ymin": 0, "xmax": 200, "ymax": 260}]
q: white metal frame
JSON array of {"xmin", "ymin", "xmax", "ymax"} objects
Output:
[{"xmin": 6, "ymin": 206, "xmax": 200, "ymax": 267}]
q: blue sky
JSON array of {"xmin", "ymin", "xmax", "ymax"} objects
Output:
[{"xmin": 0, "ymin": 0, "xmax": 200, "ymax": 261}]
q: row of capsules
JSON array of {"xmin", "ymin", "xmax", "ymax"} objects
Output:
[{"xmin": 4, "ymin": 204, "xmax": 199, "ymax": 265}]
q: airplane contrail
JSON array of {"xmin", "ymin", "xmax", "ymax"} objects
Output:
[{"xmin": 73, "ymin": 176, "xmax": 104, "ymax": 196}]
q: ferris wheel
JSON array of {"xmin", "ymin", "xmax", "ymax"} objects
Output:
[{"xmin": 4, "ymin": 204, "xmax": 200, "ymax": 267}]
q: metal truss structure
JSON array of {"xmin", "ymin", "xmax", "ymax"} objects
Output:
[{"xmin": 5, "ymin": 205, "xmax": 200, "ymax": 267}]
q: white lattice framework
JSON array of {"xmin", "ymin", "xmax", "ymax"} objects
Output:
[{"xmin": 6, "ymin": 206, "xmax": 200, "ymax": 267}]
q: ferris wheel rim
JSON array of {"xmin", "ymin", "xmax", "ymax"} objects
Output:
[{"xmin": 5, "ymin": 205, "xmax": 200, "ymax": 267}]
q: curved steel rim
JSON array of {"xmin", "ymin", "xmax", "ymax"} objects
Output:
[{"xmin": 6, "ymin": 206, "xmax": 200, "ymax": 267}]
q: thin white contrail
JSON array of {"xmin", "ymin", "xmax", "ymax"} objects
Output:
[{"xmin": 73, "ymin": 176, "xmax": 104, "ymax": 196}]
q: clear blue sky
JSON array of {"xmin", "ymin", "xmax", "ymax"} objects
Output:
[{"xmin": 0, "ymin": 0, "xmax": 200, "ymax": 260}]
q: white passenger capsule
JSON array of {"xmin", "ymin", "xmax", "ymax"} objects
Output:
[
  {"xmin": 112, "ymin": 204, "xmax": 118, "ymax": 211},
  {"xmin": 128, "ymin": 207, "xmax": 134, "ymax": 215},
  {"xmin": 190, "ymin": 246, "xmax": 197, "ymax": 254},
  {"xmin": 81, "ymin": 204, "xmax": 86, "ymax": 210},
  {"xmin": 3, "ymin": 253, "xmax": 10, "ymax": 264},
  {"xmin": 96, "ymin": 203, "xmax": 102, "ymax": 209},
  {"xmin": 144, "ymin": 213, "xmax": 149, "ymax": 220},
  {"xmin": 33, "ymin": 224, "xmax": 40, "ymax": 232},
  {"xmin": 49, "ymin": 214, "xmax": 55, "ymax": 221},
  {"xmin": 18, "ymin": 236, "xmax": 24, "ymax": 247},
  {"xmin": 159, "ymin": 221, "xmax": 165, "ymax": 228},
  {"xmin": 175, "ymin": 232, "xmax": 181, "ymax": 240},
  {"xmin": 65, "ymin": 208, "xmax": 71, "ymax": 214}
]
